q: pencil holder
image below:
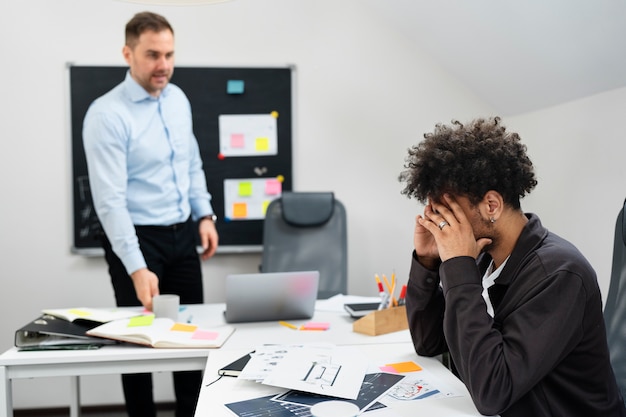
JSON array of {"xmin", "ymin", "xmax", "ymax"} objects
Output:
[{"xmin": 352, "ymin": 306, "xmax": 408, "ymax": 336}]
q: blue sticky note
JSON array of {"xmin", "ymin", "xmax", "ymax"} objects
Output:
[{"xmin": 227, "ymin": 80, "xmax": 245, "ymax": 94}]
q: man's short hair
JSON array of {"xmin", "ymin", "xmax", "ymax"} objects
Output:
[
  {"xmin": 399, "ymin": 116, "xmax": 537, "ymax": 209},
  {"xmin": 125, "ymin": 11, "xmax": 173, "ymax": 49}
]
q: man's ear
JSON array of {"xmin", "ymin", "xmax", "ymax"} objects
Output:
[
  {"xmin": 483, "ymin": 190, "xmax": 503, "ymax": 221},
  {"xmin": 122, "ymin": 45, "xmax": 132, "ymax": 65}
]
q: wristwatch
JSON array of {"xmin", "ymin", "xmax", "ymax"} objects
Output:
[{"xmin": 201, "ymin": 214, "xmax": 217, "ymax": 223}]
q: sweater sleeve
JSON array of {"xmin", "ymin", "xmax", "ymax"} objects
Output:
[
  {"xmin": 440, "ymin": 256, "xmax": 586, "ymax": 416},
  {"xmin": 405, "ymin": 251, "xmax": 447, "ymax": 356}
]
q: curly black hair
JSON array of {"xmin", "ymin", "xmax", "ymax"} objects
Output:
[{"xmin": 399, "ymin": 117, "xmax": 537, "ymax": 209}]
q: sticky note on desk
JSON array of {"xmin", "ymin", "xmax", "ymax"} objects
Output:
[
  {"xmin": 384, "ymin": 361, "xmax": 422, "ymax": 373},
  {"xmin": 300, "ymin": 322, "xmax": 330, "ymax": 331},
  {"xmin": 128, "ymin": 315, "xmax": 154, "ymax": 327},
  {"xmin": 171, "ymin": 323, "xmax": 197, "ymax": 332}
]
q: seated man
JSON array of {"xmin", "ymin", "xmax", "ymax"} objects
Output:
[{"xmin": 398, "ymin": 117, "xmax": 625, "ymax": 417}]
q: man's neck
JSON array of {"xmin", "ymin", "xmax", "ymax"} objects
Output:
[{"xmin": 489, "ymin": 210, "xmax": 528, "ymax": 269}]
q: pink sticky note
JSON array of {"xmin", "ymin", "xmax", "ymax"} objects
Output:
[
  {"xmin": 300, "ymin": 322, "xmax": 330, "ymax": 331},
  {"xmin": 192, "ymin": 330, "xmax": 219, "ymax": 340},
  {"xmin": 265, "ymin": 179, "xmax": 282, "ymax": 195},
  {"xmin": 379, "ymin": 365, "xmax": 398, "ymax": 373},
  {"xmin": 230, "ymin": 133, "xmax": 245, "ymax": 148}
]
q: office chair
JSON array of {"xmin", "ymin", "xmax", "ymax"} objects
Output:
[
  {"xmin": 261, "ymin": 191, "xmax": 348, "ymax": 299},
  {"xmin": 604, "ymin": 198, "xmax": 626, "ymax": 404}
]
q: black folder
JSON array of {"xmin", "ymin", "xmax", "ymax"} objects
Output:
[{"xmin": 15, "ymin": 314, "xmax": 116, "ymax": 350}]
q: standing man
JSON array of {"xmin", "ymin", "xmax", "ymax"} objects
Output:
[
  {"xmin": 398, "ymin": 117, "xmax": 625, "ymax": 416},
  {"xmin": 83, "ymin": 12, "xmax": 218, "ymax": 417}
]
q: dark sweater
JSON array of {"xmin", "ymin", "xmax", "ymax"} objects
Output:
[{"xmin": 406, "ymin": 213, "xmax": 626, "ymax": 416}]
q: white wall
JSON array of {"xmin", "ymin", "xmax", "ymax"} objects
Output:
[
  {"xmin": 4, "ymin": 0, "xmax": 621, "ymax": 411},
  {"xmin": 508, "ymin": 86, "xmax": 626, "ymax": 300}
]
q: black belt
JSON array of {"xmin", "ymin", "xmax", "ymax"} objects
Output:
[{"xmin": 135, "ymin": 217, "xmax": 191, "ymax": 231}]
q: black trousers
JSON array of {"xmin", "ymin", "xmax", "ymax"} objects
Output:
[{"xmin": 101, "ymin": 218, "xmax": 204, "ymax": 417}]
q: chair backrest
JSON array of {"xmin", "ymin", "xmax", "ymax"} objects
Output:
[
  {"xmin": 604, "ymin": 199, "xmax": 626, "ymax": 403},
  {"xmin": 261, "ymin": 191, "xmax": 347, "ymax": 299}
]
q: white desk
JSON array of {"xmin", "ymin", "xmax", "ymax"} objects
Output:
[
  {"xmin": 196, "ymin": 344, "xmax": 488, "ymax": 417},
  {"xmin": 0, "ymin": 301, "xmax": 409, "ymax": 417}
]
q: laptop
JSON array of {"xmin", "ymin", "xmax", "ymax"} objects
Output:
[{"xmin": 224, "ymin": 271, "xmax": 319, "ymax": 323}]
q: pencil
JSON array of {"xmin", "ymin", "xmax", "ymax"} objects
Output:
[{"xmin": 279, "ymin": 321, "xmax": 298, "ymax": 330}]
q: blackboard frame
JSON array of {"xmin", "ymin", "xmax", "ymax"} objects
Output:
[{"xmin": 69, "ymin": 65, "xmax": 295, "ymax": 255}]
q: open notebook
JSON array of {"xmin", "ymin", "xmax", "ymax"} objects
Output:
[
  {"xmin": 224, "ymin": 271, "xmax": 319, "ymax": 323},
  {"xmin": 87, "ymin": 316, "xmax": 234, "ymax": 348}
]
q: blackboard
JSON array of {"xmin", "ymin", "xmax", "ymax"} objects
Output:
[{"xmin": 70, "ymin": 65, "xmax": 294, "ymax": 254}]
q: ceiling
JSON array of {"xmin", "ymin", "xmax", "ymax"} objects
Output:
[{"xmin": 362, "ymin": 0, "xmax": 626, "ymax": 116}]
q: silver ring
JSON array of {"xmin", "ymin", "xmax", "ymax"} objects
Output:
[{"xmin": 438, "ymin": 220, "xmax": 449, "ymax": 230}]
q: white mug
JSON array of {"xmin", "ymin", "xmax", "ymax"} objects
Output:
[{"xmin": 153, "ymin": 294, "xmax": 180, "ymax": 321}]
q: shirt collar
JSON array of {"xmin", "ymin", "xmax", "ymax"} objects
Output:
[{"xmin": 123, "ymin": 70, "xmax": 171, "ymax": 102}]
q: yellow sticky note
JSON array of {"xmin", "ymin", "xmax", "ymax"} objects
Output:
[
  {"xmin": 68, "ymin": 309, "xmax": 91, "ymax": 317},
  {"xmin": 238, "ymin": 182, "xmax": 253, "ymax": 196},
  {"xmin": 171, "ymin": 323, "xmax": 197, "ymax": 332},
  {"xmin": 262, "ymin": 200, "xmax": 271, "ymax": 216},
  {"xmin": 128, "ymin": 315, "xmax": 154, "ymax": 327},
  {"xmin": 255, "ymin": 137, "xmax": 269, "ymax": 151},
  {"xmin": 386, "ymin": 361, "xmax": 422, "ymax": 373}
]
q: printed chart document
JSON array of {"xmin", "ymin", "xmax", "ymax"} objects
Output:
[
  {"xmin": 225, "ymin": 372, "xmax": 405, "ymax": 417},
  {"xmin": 238, "ymin": 344, "xmax": 369, "ymax": 400},
  {"xmin": 87, "ymin": 316, "xmax": 235, "ymax": 348}
]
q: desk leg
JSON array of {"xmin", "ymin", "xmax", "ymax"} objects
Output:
[
  {"xmin": 0, "ymin": 365, "xmax": 12, "ymax": 417},
  {"xmin": 69, "ymin": 376, "xmax": 80, "ymax": 417}
]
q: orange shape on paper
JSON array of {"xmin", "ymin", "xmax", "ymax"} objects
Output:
[{"xmin": 385, "ymin": 361, "xmax": 422, "ymax": 373}]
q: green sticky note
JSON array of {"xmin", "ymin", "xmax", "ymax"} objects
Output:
[
  {"xmin": 238, "ymin": 182, "xmax": 253, "ymax": 196},
  {"xmin": 128, "ymin": 315, "xmax": 154, "ymax": 327}
]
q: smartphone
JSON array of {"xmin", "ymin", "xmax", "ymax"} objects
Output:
[{"xmin": 343, "ymin": 302, "xmax": 381, "ymax": 318}]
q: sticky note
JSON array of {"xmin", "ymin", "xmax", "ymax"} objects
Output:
[
  {"xmin": 128, "ymin": 315, "xmax": 155, "ymax": 327},
  {"xmin": 262, "ymin": 200, "xmax": 271, "ymax": 215},
  {"xmin": 192, "ymin": 330, "xmax": 219, "ymax": 340},
  {"xmin": 69, "ymin": 309, "xmax": 91, "ymax": 317},
  {"xmin": 227, "ymin": 80, "xmax": 245, "ymax": 94},
  {"xmin": 300, "ymin": 322, "xmax": 330, "ymax": 331},
  {"xmin": 265, "ymin": 179, "xmax": 282, "ymax": 195},
  {"xmin": 385, "ymin": 361, "xmax": 422, "ymax": 373},
  {"xmin": 171, "ymin": 323, "xmax": 197, "ymax": 332},
  {"xmin": 230, "ymin": 133, "xmax": 245, "ymax": 148},
  {"xmin": 233, "ymin": 202, "xmax": 248, "ymax": 218},
  {"xmin": 255, "ymin": 137, "xmax": 270, "ymax": 151},
  {"xmin": 238, "ymin": 182, "xmax": 253, "ymax": 196},
  {"xmin": 379, "ymin": 365, "xmax": 398, "ymax": 374}
]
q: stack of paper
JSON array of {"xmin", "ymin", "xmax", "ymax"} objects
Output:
[{"xmin": 224, "ymin": 344, "xmax": 405, "ymax": 416}]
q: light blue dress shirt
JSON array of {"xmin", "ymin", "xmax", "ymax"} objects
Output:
[{"xmin": 83, "ymin": 71, "xmax": 214, "ymax": 275}]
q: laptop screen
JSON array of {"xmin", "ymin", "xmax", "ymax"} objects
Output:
[{"xmin": 224, "ymin": 271, "xmax": 319, "ymax": 323}]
